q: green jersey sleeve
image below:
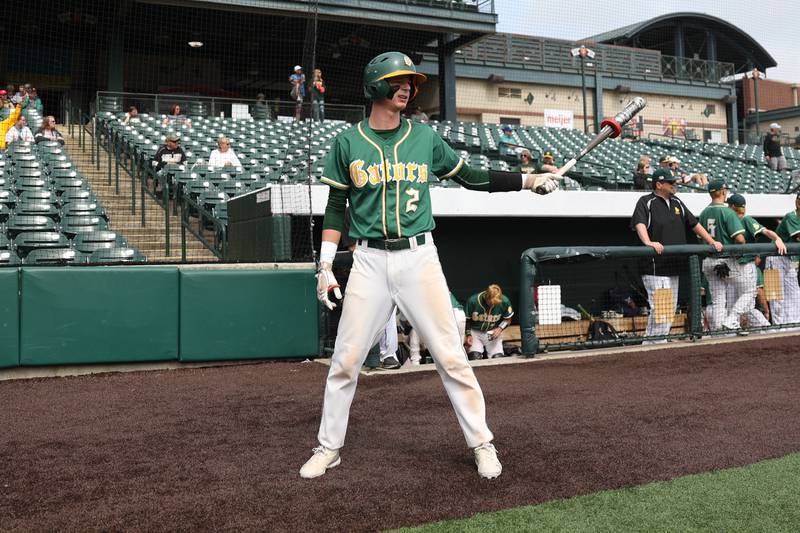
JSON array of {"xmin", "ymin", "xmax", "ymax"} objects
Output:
[
  {"xmin": 720, "ymin": 208, "xmax": 745, "ymax": 240},
  {"xmin": 430, "ymin": 130, "xmax": 465, "ymax": 179},
  {"xmin": 777, "ymin": 212, "xmax": 800, "ymax": 241},
  {"xmin": 500, "ymin": 296, "xmax": 514, "ymax": 320},
  {"xmin": 319, "ymin": 136, "xmax": 350, "ymax": 190}
]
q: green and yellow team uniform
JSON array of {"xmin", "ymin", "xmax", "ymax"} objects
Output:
[
  {"xmin": 465, "ymin": 292, "xmax": 514, "ymax": 333},
  {"xmin": 320, "ymin": 118, "xmax": 466, "ymax": 239},
  {"xmin": 698, "ymin": 203, "xmax": 745, "ymax": 245},
  {"xmin": 739, "ymin": 214, "xmax": 765, "ymax": 264}
]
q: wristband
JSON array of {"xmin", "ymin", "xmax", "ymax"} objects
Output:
[
  {"xmin": 320, "ymin": 240, "xmax": 337, "ymax": 265},
  {"xmin": 498, "ymin": 320, "xmax": 509, "ymax": 330}
]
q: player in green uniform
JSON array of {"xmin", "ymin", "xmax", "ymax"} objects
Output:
[
  {"xmin": 464, "ymin": 284, "xmax": 514, "ymax": 360},
  {"xmin": 301, "ymin": 52, "xmax": 561, "ymax": 481},
  {"xmin": 765, "ymin": 194, "xmax": 800, "ymax": 325},
  {"xmin": 697, "ymin": 179, "xmax": 746, "ymax": 332},
  {"xmin": 725, "ymin": 193, "xmax": 786, "ymax": 329}
]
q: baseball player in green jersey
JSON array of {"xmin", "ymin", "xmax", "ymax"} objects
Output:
[
  {"xmin": 465, "ymin": 284, "xmax": 514, "ymax": 360},
  {"xmin": 301, "ymin": 52, "xmax": 561, "ymax": 481},
  {"xmin": 765, "ymin": 194, "xmax": 800, "ymax": 325},
  {"xmin": 698, "ymin": 179, "xmax": 746, "ymax": 332},
  {"xmin": 726, "ymin": 193, "xmax": 786, "ymax": 329}
]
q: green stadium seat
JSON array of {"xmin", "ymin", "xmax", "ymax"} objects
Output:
[
  {"xmin": 24, "ymin": 248, "xmax": 87, "ymax": 265},
  {"xmin": 73, "ymin": 231, "xmax": 127, "ymax": 254},
  {"xmin": 61, "ymin": 216, "xmax": 109, "ymax": 238},
  {"xmin": 90, "ymin": 247, "xmax": 146, "ymax": 264},
  {"xmin": 13, "ymin": 231, "xmax": 70, "ymax": 258}
]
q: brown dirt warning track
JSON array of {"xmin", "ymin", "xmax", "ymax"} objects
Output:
[{"xmin": 1, "ymin": 336, "xmax": 800, "ymax": 532}]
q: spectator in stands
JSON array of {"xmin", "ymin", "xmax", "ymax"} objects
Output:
[
  {"xmin": 10, "ymin": 84, "xmax": 26, "ymax": 105},
  {"xmin": 668, "ymin": 157, "xmax": 708, "ymax": 187},
  {"xmin": 498, "ymin": 125, "xmax": 516, "ymax": 155},
  {"xmin": 764, "ymin": 123, "xmax": 787, "ymax": 171},
  {"xmin": 630, "ymin": 169, "xmax": 721, "ymax": 343},
  {"xmin": 0, "ymin": 101, "xmax": 22, "ymax": 150},
  {"xmin": 658, "ymin": 156, "xmax": 671, "ymax": 171},
  {"xmin": 27, "ymin": 88, "xmax": 43, "ymax": 114},
  {"xmin": 410, "ymin": 105, "xmax": 429, "ymax": 123},
  {"xmin": 152, "ymin": 133, "xmax": 187, "ymax": 173},
  {"xmin": 122, "ymin": 106, "xmax": 140, "ymax": 125},
  {"xmin": 209, "ymin": 136, "xmax": 242, "ymax": 168},
  {"xmin": 253, "ymin": 93, "xmax": 271, "ymax": 120},
  {"xmin": 34, "ymin": 115, "xmax": 64, "ymax": 145},
  {"xmin": 289, "ymin": 65, "xmax": 305, "ymax": 121},
  {"xmin": 632, "ymin": 159, "xmax": 651, "ymax": 190},
  {"xmin": 513, "ymin": 149, "xmax": 536, "ymax": 173},
  {"xmin": 310, "ymin": 69, "xmax": 326, "ymax": 122},
  {"xmin": 162, "ymin": 104, "xmax": 192, "ymax": 129},
  {"xmin": 0, "ymin": 90, "xmax": 12, "ymax": 111},
  {"xmin": 4, "ymin": 115, "xmax": 34, "ymax": 145},
  {"xmin": 538, "ymin": 150, "xmax": 558, "ymax": 173},
  {"xmin": 465, "ymin": 284, "xmax": 514, "ymax": 360}
]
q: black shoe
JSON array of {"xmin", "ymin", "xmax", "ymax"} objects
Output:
[
  {"xmin": 468, "ymin": 351, "xmax": 483, "ymax": 361},
  {"xmin": 381, "ymin": 355, "xmax": 401, "ymax": 369}
]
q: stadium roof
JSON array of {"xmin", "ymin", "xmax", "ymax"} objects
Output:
[{"xmin": 584, "ymin": 12, "xmax": 777, "ymax": 73}]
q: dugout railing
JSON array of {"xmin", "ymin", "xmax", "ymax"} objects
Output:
[{"xmin": 520, "ymin": 243, "xmax": 800, "ymax": 355}]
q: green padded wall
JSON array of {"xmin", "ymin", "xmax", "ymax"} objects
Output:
[
  {"xmin": 0, "ymin": 269, "xmax": 19, "ymax": 368},
  {"xmin": 180, "ymin": 268, "xmax": 318, "ymax": 361},
  {"xmin": 20, "ymin": 267, "xmax": 179, "ymax": 365}
]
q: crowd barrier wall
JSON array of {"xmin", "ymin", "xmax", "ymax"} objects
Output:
[{"xmin": 0, "ymin": 266, "xmax": 316, "ymax": 368}]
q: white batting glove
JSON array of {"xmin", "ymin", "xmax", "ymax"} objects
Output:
[
  {"xmin": 316, "ymin": 262, "xmax": 342, "ymax": 310},
  {"xmin": 523, "ymin": 173, "xmax": 560, "ymax": 195}
]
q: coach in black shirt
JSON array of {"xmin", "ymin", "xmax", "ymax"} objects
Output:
[{"xmin": 630, "ymin": 169, "xmax": 722, "ymax": 342}]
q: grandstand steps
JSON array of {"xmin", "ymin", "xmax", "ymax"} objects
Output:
[{"xmin": 62, "ymin": 130, "xmax": 217, "ymax": 262}]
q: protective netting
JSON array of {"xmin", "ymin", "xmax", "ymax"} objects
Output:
[{"xmin": 520, "ymin": 245, "xmax": 800, "ymax": 354}]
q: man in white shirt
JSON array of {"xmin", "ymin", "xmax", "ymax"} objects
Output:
[
  {"xmin": 5, "ymin": 116, "xmax": 34, "ymax": 145},
  {"xmin": 208, "ymin": 136, "xmax": 242, "ymax": 168}
]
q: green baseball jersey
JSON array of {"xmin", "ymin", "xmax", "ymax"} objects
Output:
[
  {"xmin": 450, "ymin": 292, "xmax": 464, "ymax": 311},
  {"xmin": 465, "ymin": 292, "xmax": 514, "ymax": 332},
  {"xmin": 776, "ymin": 210, "xmax": 800, "ymax": 242},
  {"xmin": 739, "ymin": 214, "xmax": 765, "ymax": 264},
  {"xmin": 320, "ymin": 118, "xmax": 464, "ymax": 239},
  {"xmin": 698, "ymin": 203, "xmax": 744, "ymax": 245}
]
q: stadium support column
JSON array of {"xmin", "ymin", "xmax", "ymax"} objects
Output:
[
  {"xmin": 438, "ymin": 34, "xmax": 457, "ymax": 122},
  {"xmin": 728, "ymin": 90, "xmax": 739, "ymax": 145},
  {"xmin": 108, "ymin": 28, "xmax": 124, "ymax": 92},
  {"xmin": 593, "ymin": 71, "xmax": 603, "ymax": 135}
]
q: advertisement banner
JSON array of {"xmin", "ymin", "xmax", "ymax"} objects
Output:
[{"xmin": 544, "ymin": 109, "xmax": 574, "ymax": 129}]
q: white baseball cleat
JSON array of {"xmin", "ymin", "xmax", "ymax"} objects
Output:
[
  {"xmin": 299, "ymin": 446, "xmax": 341, "ymax": 479},
  {"xmin": 474, "ymin": 442, "xmax": 502, "ymax": 479}
]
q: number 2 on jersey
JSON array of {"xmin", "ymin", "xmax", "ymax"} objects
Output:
[{"xmin": 405, "ymin": 188, "xmax": 420, "ymax": 213}]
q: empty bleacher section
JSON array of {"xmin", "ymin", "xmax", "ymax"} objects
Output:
[
  {"xmin": 91, "ymin": 93, "xmax": 797, "ymax": 260},
  {"xmin": 0, "ymin": 110, "xmax": 143, "ymax": 265}
]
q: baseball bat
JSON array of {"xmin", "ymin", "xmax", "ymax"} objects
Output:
[{"xmin": 554, "ymin": 97, "xmax": 647, "ymax": 178}]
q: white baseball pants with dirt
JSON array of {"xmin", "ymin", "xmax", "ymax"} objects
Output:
[
  {"xmin": 641, "ymin": 274, "xmax": 679, "ymax": 341},
  {"xmin": 702, "ymin": 257, "xmax": 752, "ymax": 331},
  {"xmin": 725, "ymin": 262, "xmax": 768, "ymax": 328},
  {"xmin": 468, "ymin": 329, "xmax": 504, "ymax": 357},
  {"xmin": 317, "ymin": 234, "xmax": 493, "ymax": 450},
  {"xmin": 765, "ymin": 256, "xmax": 800, "ymax": 325},
  {"xmin": 379, "ymin": 307, "xmax": 398, "ymax": 362},
  {"xmin": 409, "ymin": 307, "xmax": 466, "ymax": 362}
]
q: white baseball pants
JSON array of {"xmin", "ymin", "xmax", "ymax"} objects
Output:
[
  {"xmin": 641, "ymin": 274, "xmax": 679, "ymax": 341},
  {"xmin": 702, "ymin": 258, "xmax": 753, "ymax": 331},
  {"xmin": 468, "ymin": 329, "xmax": 504, "ymax": 358},
  {"xmin": 379, "ymin": 307, "xmax": 398, "ymax": 362},
  {"xmin": 765, "ymin": 256, "xmax": 800, "ymax": 325},
  {"xmin": 725, "ymin": 262, "xmax": 768, "ymax": 328},
  {"xmin": 318, "ymin": 235, "xmax": 493, "ymax": 450},
  {"xmin": 409, "ymin": 308, "xmax": 465, "ymax": 363}
]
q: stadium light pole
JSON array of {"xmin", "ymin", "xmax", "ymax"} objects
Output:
[{"xmin": 571, "ymin": 45, "xmax": 595, "ymax": 134}]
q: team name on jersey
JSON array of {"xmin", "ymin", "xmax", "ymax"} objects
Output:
[
  {"xmin": 471, "ymin": 311, "xmax": 502, "ymax": 323},
  {"xmin": 348, "ymin": 159, "xmax": 429, "ymax": 188}
]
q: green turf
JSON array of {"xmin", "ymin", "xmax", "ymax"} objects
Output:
[{"xmin": 390, "ymin": 453, "xmax": 800, "ymax": 533}]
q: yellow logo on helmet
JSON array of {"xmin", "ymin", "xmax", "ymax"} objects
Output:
[{"xmin": 403, "ymin": 55, "xmax": 413, "ymax": 66}]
